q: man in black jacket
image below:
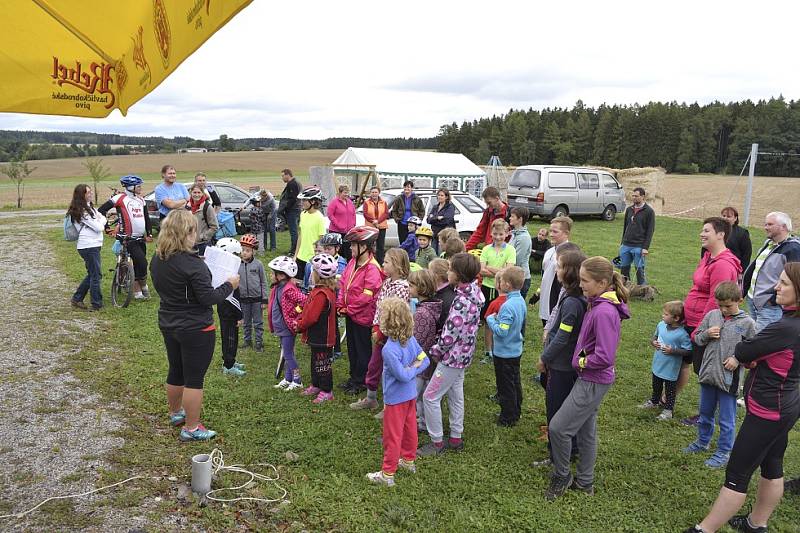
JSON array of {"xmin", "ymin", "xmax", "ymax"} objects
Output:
[
  {"xmin": 277, "ymin": 169, "xmax": 302, "ymax": 255},
  {"xmin": 619, "ymin": 187, "xmax": 655, "ymax": 285}
]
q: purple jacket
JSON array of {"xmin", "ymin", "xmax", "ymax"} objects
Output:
[{"xmin": 572, "ymin": 292, "xmax": 630, "ymax": 384}]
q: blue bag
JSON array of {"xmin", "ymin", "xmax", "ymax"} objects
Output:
[
  {"xmin": 64, "ymin": 215, "xmax": 82, "ymax": 241},
  {"xmin": 215, "ymin": 210, "xmax": 237, "ymax": 240}
]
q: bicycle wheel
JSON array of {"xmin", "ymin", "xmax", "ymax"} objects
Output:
[{"xmin": 111, "ymin": 257, "xmax": 134, "ymax": 308}]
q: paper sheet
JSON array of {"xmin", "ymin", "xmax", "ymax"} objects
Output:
[{"xmin": 203, "ymin": 246, "xmax": 241, "ymax": 309}]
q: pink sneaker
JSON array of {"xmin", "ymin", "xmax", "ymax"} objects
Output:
[
  {"xmin": 301, "ymin": 385, "xmax": 321, "ymax": 396},
  {"xmin": 313, "ymin": 391, "xmax": 334, "ymax": 404}
]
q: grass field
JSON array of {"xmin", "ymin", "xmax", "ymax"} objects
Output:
[{"xmin": 48, "ymin": 216, "xmax": 800, "ymax": 532}]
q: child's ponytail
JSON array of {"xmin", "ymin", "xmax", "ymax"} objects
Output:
[{"xmin": 611, "ymin": 270, "xmax": 629, "ymax": 303}]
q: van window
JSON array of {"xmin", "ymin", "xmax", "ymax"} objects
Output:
[
  {"xmin": 510, "ymin": 169, "xmax": 541, "ymax": 189},
  {"xmin": 578, "ymin": 173, "xmax": 599, "ymax": 190},
  {"xmin": 455, "ymin": 195, "xmax": 484, "ymax": 213},
  {"xmin": 548, "ymin": 172, "xmax": 577, "ymax": 189},
  {"xmin": 602, "ymin": 174, "xmax": 620, "ymax": 189}
]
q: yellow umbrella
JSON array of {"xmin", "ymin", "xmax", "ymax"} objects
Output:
[{"xmin": 0, "ymin": 0, "xmax": 252, "ymax": 118}]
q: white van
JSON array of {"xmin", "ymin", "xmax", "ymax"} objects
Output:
[{"xmin": 506, "ymin": 165, "xmax": 626, "ymax": 221}]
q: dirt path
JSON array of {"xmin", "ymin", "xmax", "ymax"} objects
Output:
[{"xmin": 0, "ymin": 217, "xmax": 162, "ymax": 532}]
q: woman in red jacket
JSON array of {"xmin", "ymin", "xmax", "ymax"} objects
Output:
[
  {"xmin": 679, "ymin": 217, "xmax": 742, "ymax": 425},
  {"xmin": 363, "ymin": 186, "xmax": 389, "ymax": 264}
]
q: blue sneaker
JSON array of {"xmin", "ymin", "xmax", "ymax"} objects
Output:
[
  {"xmin": 223, "ymin": 365, "xmax": 246, "ymax": 377},
  {"xmin": 705, "ymin": 451, "xmax": 730, "ymax": 468},
  {"xmin": 169, "ymin": 409, "xmax": 186, "ymax": 427},
  {"xmin": 179, "ymin": 424, "xmax": 217, "ymax": 442},
  {"xmin": 682, "ymin": 441, "xmax": 709, "ymax": 454}
]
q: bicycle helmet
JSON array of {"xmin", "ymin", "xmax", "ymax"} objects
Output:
[
  {"xmin": 407, "ymin": 216, "xmax": 423, "ymax": 227},
  {"xmin": 297, "ymin": 186, "xmax": 324, "ymax": 202},
  {"xmin": 612, "ymin": 255, "xmax": 623, "ymax": 268},
  {"xmin": 240, "ymin": 233, "xmax": 258, "ymax": 249},
  {"xmin": 344, "ymin": 225, "xmax": 380, "ymax": 244},
  {"xmin": 268, "ymin": 255, "xmax": 298, "ymax": 277},
  {"xmin": 120, "ymin": 174, "xmax": 143, "ymax": 191},
  {"xmin": 416, "ymin": 226, "xmax": 434, "ymax": 238},
  {"xmin": 468, "ymin": 248, "xmax": 482, "ymax": 259},
  {"xmin": 310, "ymin": 253, "xmax": 339, "ymax": 279},
  {"xmin": 216, "ymin": 237, "xmax": 242, "ymax": 255},
  {"xmin": 319, "ymin": 232, "xmax": 343, "ymax": 247}
]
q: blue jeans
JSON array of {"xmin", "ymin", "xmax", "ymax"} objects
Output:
[
  {"xmin": 619, "ymin": 244, "xmax": 647, "ymax": 285},
  {"xmin": 73, "ymin": 246, "xmax": 103, "ymax": 308},
  {"xmin": 698, "ymin": 383, "xmax": 737, "ymax": 453},
  {"xmin": 745, "ymin": 297, "xmax": 783, "ymax": 333},
  {"xmin": 265, "ymin": 214, "xmax": 277, "ymax": 251},
  {"xmin": 285, "ymin": 209, "xmax": 300, "ymax": 255}
]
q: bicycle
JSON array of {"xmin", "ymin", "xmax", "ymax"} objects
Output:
[{"xmin": 110, "ymin": 234, "xmax": 136, "ymax": 308}]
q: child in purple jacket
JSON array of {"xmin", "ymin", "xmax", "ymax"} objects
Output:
[{"xmin": 545, "ymin": 256, "xmax": 630, "ymax": 501}]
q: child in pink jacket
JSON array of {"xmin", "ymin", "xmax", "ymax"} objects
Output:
[{"xmin": 267, "ymin": 256, "xmax": 307, "ymax": 390}]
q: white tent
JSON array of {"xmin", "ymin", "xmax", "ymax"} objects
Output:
[{"xmin": 331, "ymin": 147, "xmax": 486, "ymax": 197}]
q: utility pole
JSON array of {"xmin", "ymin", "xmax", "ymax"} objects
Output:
[{"xmin": 743, "ymin": 143, "xmax": 757, "ymax": 227}]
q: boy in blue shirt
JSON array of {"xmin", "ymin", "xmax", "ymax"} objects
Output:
[
  {"xmin": 486, "ymin": 265, "xmax": 527, "ymax": 427},
  {"xmin": 399, "ymin": 216, "xmax": 422, "ymax": 262}
]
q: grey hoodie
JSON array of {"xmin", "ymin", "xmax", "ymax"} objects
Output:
[
  {"xmin": 695, "ymin": 309, "xmax": 756, "ymax": 394},
  {"xmin": 238, "ymin": 257, "xmax": 267, "ymax": 302}
]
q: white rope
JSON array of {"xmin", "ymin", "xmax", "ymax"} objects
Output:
[
  {"xmin": 661, "ymin": 201, "xmax": 709, "ymax": 217},
  {"xmin": 205, "ymin": 448, "xmax": 288, "ymax": 504},
  {"xmin": 0, "ymin": 475, "xmax": 143, "ymax": 520}
]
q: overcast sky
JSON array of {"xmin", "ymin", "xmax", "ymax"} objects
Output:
[{"xmin": 2, "ymin": 0, "xmax": 797, "ymax": 140}]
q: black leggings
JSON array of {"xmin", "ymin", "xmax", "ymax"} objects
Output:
[
  {"xmin": 724, "ymin": 412, "xmax": 800, "ymax": 493},
  {"xmin": 311, "ymin": 347, "xmax": 333, "ymax": 392},
  {"xmin": 219, "ymin": 319, "xmax": 239, "ymax": 369},
  {"xmin": 651, "ymin": 374, "xmax": 678, "ymax": 410},
  {"xmin": 162, "ymin": 328, "xmax": 216, "ymax": 389},
  {"xmin": 345, "ymin": 317, "xmax": 372, "ymax": 386},
  {"xmin": 128, "ymin": 239, "xmax": 148, "ymax": 281}
]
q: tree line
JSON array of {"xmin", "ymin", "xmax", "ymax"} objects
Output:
[
  {"xmin": 435, "ymin": 97, "xmax": 800, "ymax": 177},
  {"xmin": 0, "ymin": 131, "xmax": 436, "ymax": 162}
]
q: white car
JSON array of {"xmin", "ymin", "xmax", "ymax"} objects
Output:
[{"xmin": 352, "ymin": 188, "xmax": 487, "ymax": 247}]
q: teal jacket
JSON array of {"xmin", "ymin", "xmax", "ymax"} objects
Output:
[{"xmin": 486, "ymin": 290, "xmax": 526, "ymax": 358}]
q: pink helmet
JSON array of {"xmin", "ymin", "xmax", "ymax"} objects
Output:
[
  {"xmin": 267, "ymin": 255, "xmax": 298, "ymax": 277},
  {"xmin": 310, "ymin": 253, "xmax": 339, "ymax": 279}
]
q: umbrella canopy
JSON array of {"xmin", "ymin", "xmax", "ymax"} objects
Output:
[{"xmin": 0, "ymin": 0, "xmax": 252, "ymax": 118}]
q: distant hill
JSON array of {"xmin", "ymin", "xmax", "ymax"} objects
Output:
[{"xmin": 0, "ymin": 130, "xmax": 436, "ymax": 162}]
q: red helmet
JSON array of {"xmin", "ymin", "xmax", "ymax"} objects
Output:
[
  {"xmin": 240, "ymin": 233, "xmax": 258, "ymax": 249},
  {"xmin": 344, "ymin": 225, "xmax": 379, "ymax": 244}
]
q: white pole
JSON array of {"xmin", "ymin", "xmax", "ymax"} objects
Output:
[{"xmin": 743, "ymin": 143, "xmax": 758, "ymax": 227}]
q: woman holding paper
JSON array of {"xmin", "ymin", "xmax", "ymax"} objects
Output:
[{"xmin": 150, "ymin": 209, "xmax": 240, "ymax": 442}]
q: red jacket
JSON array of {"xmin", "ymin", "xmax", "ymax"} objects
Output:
[
  {"xmin": 684, "ymin": 249, "xmax": 742, "ymax": 328},
  {"xmin": 295, "ymin": 286, "xmax": 336, "ymax": 347},
  {"xmin": 465, "ymin": 202, "xmax": 510, "ymax": 250},
  {"xmin": 337, "ymin": 255, "xmax": 385, "ymax": 326}
]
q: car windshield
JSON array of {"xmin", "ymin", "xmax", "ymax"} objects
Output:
[
  {"xmin": 510, "ymin": 169, "xmax": 541, "ymax": 189},
  {"xmin": 455, "ymin": 195, "xmax": 484, "ymax": 213}
]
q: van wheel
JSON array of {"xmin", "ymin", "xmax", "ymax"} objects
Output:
[
  {"xmin": 551, "ymin": 205, "xmax": 569, "ymax": 219},
  {"xmin": 601, "ymin": 205, "xmax": 617, "ymax": 221}
]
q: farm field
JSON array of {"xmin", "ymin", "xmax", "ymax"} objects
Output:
[
  {"xmin": 39, "ymin": 215, "xmax": 800, "ymax": 532},
  {"xmin": 1, "ymin": 148, "xmax": 798, "ymax": 225}
]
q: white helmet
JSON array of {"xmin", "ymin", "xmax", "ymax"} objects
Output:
[
  {"xmin": 310, "ymin": 253, "xmax": 339, "ymax": 279},
  {"xmin": 216, "ymin": 237, "xmax": 242, "ymax": 255},
  {"xmin": 268, "ymin": 255, "xmax": 298, "ymax": 277}
]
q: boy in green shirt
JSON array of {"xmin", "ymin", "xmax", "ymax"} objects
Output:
[
  {"xmin": 415, "ymin": 226, "xmax": 437, "ymax": 268},
  {"xmin": 479, "ymin": 218, "xmax": 516, "ymax": 363}
]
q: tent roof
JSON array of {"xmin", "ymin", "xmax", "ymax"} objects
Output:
[{"xmin": 332, "ymin": 148, "xmax": 485, "ymax": 178}]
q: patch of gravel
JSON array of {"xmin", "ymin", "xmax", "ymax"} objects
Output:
[{"xmin": 0, "ymin": 220, "xmax": 182, "ymax": 532}]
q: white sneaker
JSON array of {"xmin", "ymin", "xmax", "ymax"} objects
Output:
[
  {"xmin": 285, "ymin": 381, "xmax": 303, "ymax": 391},
  {"xmin": 274, "ymin": 379, "xmax": 291, "ymax": 389},
  {"xmin": 134, "ymin": 292, "xmax": 145, "ymax": 300},
  {"xmin": 737, "ymin": 397, "xmax": 745, "ymax": 407},
  {"xmin": 639, "ymin": 399, "xmax": 658, "ymax": 409},
  {"xmin": 366, "ymin": 470, "xmax": 395, "ymax": 487},
  {"xmin": 656, "ymin": 409, "xmax": 673, "ymax": 421}
]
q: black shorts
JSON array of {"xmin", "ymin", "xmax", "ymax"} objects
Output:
[
  {"xmin": 127, "ymin": 239, "xmax": 148, "ymax": 280},
  {"xmin": 724, "ymin": 411, "xmax": 800, "ymax": 493},
  {"xmin": 480, "ymin": 284, "xmax": 497, "ymax": 319},
  {"xmin": 161, "ymin": 328, "xmax": 215, "ymax": 389}
]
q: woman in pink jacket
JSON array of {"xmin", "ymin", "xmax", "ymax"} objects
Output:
[
  {"xmin": 337, "ymin": 225, "xmax": 384, "ymax": 395},
  {"xmin": 679, "ymin": 217, "xmax": 742, "ymax": 425},
  {"xmin": 327, "ymin": 185, "xmax": 356, "ymax": 261}
]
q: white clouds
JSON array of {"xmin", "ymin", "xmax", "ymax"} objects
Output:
[{"xmin": 2, "ymin": 0, "xmax": 798, "ymax": 139}]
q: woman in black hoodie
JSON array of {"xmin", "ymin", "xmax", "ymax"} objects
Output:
[
  {"xmin": 150, "ymin": 209, "xmax": 239, "ymax": 442},
  {"xmin": 721, "ymin": 206, "xmax": 752, "ymax": 272}
]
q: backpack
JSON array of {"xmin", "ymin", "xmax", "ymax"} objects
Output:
[
  {"xmin": 64, "ymin": 214, "xmax": 83, "ymax": 241},
  {"xmin": 215, "ymin": 210, "xmax": 237, "ymax": 240}
]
